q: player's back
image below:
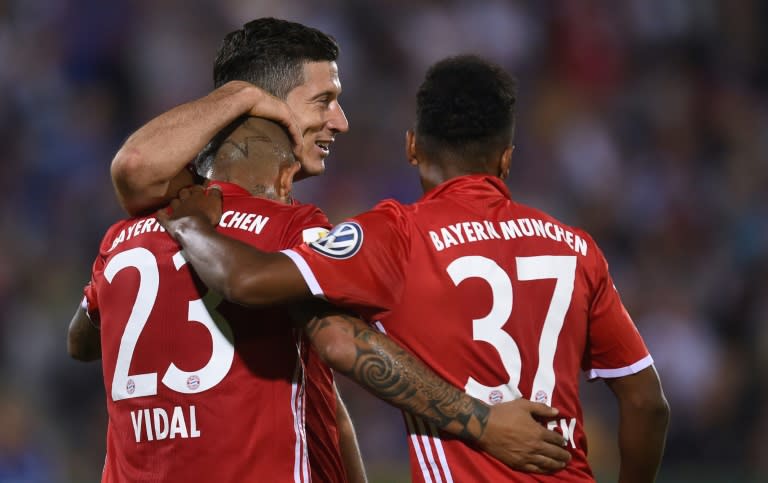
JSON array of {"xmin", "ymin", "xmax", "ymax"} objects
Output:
[
  {"xmin": 87, "ymin": 183, "xmax": 330, "ymax": 483},
  {"xmin": 376, "ymin": 176, "xmax": 649, "ymax": 482}
]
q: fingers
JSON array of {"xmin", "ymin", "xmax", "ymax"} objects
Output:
[
  {"xmin": 205, "ymin": 184, "xmax": 223, "ymax": 199},
  {"xmin": 523, "ymin": 400, "xmax": 560, "ymax": 419},
  {"xmin": 541, "ymin": 427, "xmax": 567, "ymax": 447},
  {"xmin": 518, "ymin": 453, "xmax": 568, "ymax": 474}
]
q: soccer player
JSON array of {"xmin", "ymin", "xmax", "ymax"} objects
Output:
[
  {"xmin": 70, "ymin": 115, "xmax": 570, "ymax": 481},
  {"xmin": 156, "ymin": 55, "xmax": 671, "ymax": 482},
  {"xmin": 102, "ymin": 16, "xmax": 571, "ymax": 476}
]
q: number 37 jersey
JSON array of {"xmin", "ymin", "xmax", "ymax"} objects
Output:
[
  {"xmin": 84, "ymin": 182, "xmax": 332, "ymax": 483},
  {"xmin": 284, "ymin": 175, "xmax": 653, "ymax": 482}
]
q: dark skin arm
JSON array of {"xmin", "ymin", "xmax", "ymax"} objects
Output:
[
  {"xmin": 303, "ymin": 306, "xmax": 570, "ymax": 473},
  {"xmin": 603, "ymin": 366, "xmax": 670, "ymax": 483},
  {"xmin": 158, "ymin": 186, "xmax": 572, "ymax": 472},
  {"xmin": 334, "ymin": 384, "xmax": 368, "ymax": 483},
  {"xmin": 67, "ymin": 303, "xmax": 101, "ymax": 362}
]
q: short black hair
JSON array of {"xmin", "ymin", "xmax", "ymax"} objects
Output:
[
  {"xmin": 213, "ymin": 17, "xmax": 339, "ymax": 99},
  {"xmin": 415, "ymin": 55, "xmax": 517, "ymax": 167}
]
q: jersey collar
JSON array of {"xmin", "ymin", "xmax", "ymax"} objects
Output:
[
  {"xmin": 207, "ymin": 181, "xmax": 252, "ymax": 197},
  {"xmin": 419, "ymin": 174, "xmax": 512, "ymax": 202}
]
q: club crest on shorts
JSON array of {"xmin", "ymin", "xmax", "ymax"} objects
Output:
[{"xmin": 309, "ymin": 222, "xmax": 363, "ymax": 259}]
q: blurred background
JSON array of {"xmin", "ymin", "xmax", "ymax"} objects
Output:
[{"xmin": 0, "ymin": 0, "xmax": 766, "ymax": 481}]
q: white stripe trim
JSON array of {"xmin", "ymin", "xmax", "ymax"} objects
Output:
[
  {"xmin": 415, "ymin": 417, "xmax": 443, "ymax": 483},
  {"xmin": 281, "ymin": 250, "xmax": 324, "ymax": 297},
  {"xmin": 587, "ymin": 354, "xmax": 654, "ymax": 380},
  {"xmin": 427, "ymin": 423, "xmax": 454, "ymax": 483},
  {"xmin": 291, "ymin": 340, "xmax": 307, "ymax": 483},
  {"xmin": 405, "ymin": 413, "xmax": 434, "ymax": 483}
]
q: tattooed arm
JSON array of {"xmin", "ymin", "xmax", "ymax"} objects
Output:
[{"xmin": 303, "ymin": 307, "xmax": 571, "ymax": 473}]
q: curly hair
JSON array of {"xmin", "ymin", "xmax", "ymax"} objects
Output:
[{"xmin": 416, "ymin": 55, "xmax": 517, "ymax": 166}]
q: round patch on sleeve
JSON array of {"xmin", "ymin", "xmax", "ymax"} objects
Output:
[{"xmin": 308, "ymin": 222, "xmax": 364, "ymax": 259}]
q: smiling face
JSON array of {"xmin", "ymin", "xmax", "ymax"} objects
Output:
[{"xmin": 285, "ymin": 61, "xmax": 349, "ymax": 176}]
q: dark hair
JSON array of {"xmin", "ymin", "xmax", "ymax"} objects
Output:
[
  {"xmin": 415, "ymin": 55, "xmax": 517, "ymax": 167},
  {"xmin": 213, "ymin": 17, "xmax": 339, "ymax": 99}
]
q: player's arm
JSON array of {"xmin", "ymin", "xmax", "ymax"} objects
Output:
[
  {"xmin": 67, "ymin": 301, "xmax": 101, "ymax": 362},
  {"xmin": 112, "ymin": 81, "xmax": 302, "ymax": 216},
  {"xmin": 603, "ymin": 365, "xmax": 669, "ymax": 483},
  {"xmin": 304, "ymin": 307, "xmax": 571, "ymax": 474},
  {"xmin": 334, "ymin": 384, "xmax": 368, "ymax": 483},
  {"xmin": 160, "ymin": 187, "xmax": 570, "ymax": 472},
  {"xmin": 157, "ymin": 186, "xmax": 309, "ymax": 305}
]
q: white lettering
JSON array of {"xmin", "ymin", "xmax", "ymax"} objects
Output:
[
  {"xmin": 131, "ymin": 410, "xmax": 143, "ymax": 443},
  {"xmin": 189, "ymin": 405, "xmax": 200, "ymax": 437},
  {"xmin": 471, "ymin": 222, "xmax": 489, "ymax": 241},
  {"xmin": 518, "ymin": 218, "xmax": 534, "ymax": 236},
  {"xmin": 544, "ymin": 222, "xmax": 557, "ymax": 241},
  {"xmin": 575, "ymin": 235, "xmax": 588, "ymax": 256},
  {"xmin": 500, "ymin": 220, "xmax": 522, "ymax": 239},
  {"xmin": 430, "ymin": 231, "xmax": 445, "ymax": 251},
  {"xmin": 462, "ymin": 222, "xmax": 477, "ymax": 242},
  {"xmin": 141, "ymin": 219, "xmax": 155, "ymax": 234},
  {"xmin": 246, "ymin": 215, "xmax": 269, "ymax": 234},
  {"xmin": 153, "ymin": 408, "xmax": 169, "ymax": 440},
  {"xmin": 564, "ymin": 230, "xmax": 574, "ymax": 250},
  {"xmin": 553, "ymin": 224, "xmax": 565, "ymax": 242},
  {"xmin": 484, "ymin": 220, "xmax": 501, "ymax": 239},
  {"xmin": 441, "ymin": 227, "xmax": 459, "ymax": 248},
  {"xmin": 219, "ymin": 211, "xmax": 234, "ymax": 227},
  {"xmin": 143, "ymin": 408, "xmax": 154, "ymax": 441},
  {"xmin": 169, "ymin": 406, "xmax": 188, "ymax": 439},
  {"xmin": 240, "ymin": 213, "xmax": 255, "ymax": 231},
  {"xmin": 447, "ymin": 224, "xmax": 465, "ymax": 244},
  {"xmin": 547, "ymin": 417, "xmax": 578, "ymax": 449},
  {"xmin": 228, "ymin": 212, "xmax": 246, "ymax": 229},
  {"xmin": 531, "ymin": 218, "xmax": 547, "ymax": 237}
]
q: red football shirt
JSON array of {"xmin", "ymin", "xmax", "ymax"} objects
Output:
[
  {"xmin": 84, "ymin": 182, "xmax": 343, "ymax": 483},
  {"xmin": 284, "ymin": 175, "xmax": 652, "ymax": 482}
]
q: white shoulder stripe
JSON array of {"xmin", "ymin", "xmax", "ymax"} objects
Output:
[
  {"xmin": 281, "ymin": 249, "xmax": 325, "ymax": 298},
  {"xmin": 586, "ymin": 354, "xmax": 654, "ymax": 380}
]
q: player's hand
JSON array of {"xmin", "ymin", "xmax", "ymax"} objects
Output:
[
  {"xmin": 155, "ymin": 185, "xmax": 223, "ymax": 240},
  {"xmin": 247, "ymin": 92, "xmax": 304, "ymax": 164},
  {"xmin": 478, "ymin": 399, "xmax": 571, "ymax": 474}
]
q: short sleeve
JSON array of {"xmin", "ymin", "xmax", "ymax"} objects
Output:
[
  {"xmin": 583, "ymin": 248, "xmax": 652, "ymax": 380},
  {"xmin": 282, "ymin": 200, "xmax": 409, "ymax": 320},
  {"xmin": 284, "ymin": 205, "xmax": 332, "ymax": 248}
]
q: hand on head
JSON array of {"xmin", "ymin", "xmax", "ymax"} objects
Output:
[
  {"xmin": 247, "ymin": 92, "xmax": 304, "ymax": 164},
  {"xmin": 156, "ymin": 185, "xmax": 224, "ymax": 239}
]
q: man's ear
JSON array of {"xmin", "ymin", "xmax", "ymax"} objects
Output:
[
  {"xmin": 406, "ymin": 130, "xmax": 418, "ymax": 167},
  {"xmin": 277, "ymin": 161, "xmax": 301, "ymax": 201},
  {"xmin": 498, "ymin": 145, "xmax": 514, "ymax": 180}
]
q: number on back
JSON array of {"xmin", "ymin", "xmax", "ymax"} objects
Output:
[
  {"xmin": 447, "ymin": 255, "xmax": 576, "ymax": 404},
  {"xmin": 106, "ymin": 248, "xmax": 234, "ymax": 401}
]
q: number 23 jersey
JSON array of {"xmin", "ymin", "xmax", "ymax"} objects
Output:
[
  {"xmin": 285, "ymin": 174, "xmax": 653, "ymax": 482},
  {"xmin": 84, "ymin": 182, "xmax": 334, "ymax": 483}
]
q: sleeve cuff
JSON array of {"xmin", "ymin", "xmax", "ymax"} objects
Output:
[
  {"xmin": 586, "ymin": 354, "xmax": 654, "ymax": 380},
  {"xmin": 280, "ymin": 249, "xmax": 325, "ymax": 298}
]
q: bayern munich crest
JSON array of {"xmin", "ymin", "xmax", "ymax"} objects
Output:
[
  {"xmin": 187, "ymin": 375, "xmax": 200, "ymax": 391},
  {"xmin": 309, "ymin": 222, "xmax": 364, "ymax": 259},
  {"xmin": 488, "ymin": 390, "xmax": 504, "ymax": 405}
]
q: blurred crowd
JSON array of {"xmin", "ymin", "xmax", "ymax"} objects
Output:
[{"xmin": 0, "ymin": 0, "xmax": 766, "ymax": 481}]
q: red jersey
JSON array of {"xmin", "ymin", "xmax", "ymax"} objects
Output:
[
  {"xmin": 284, "ymin": 175, "xmax": 653, "ymax": 482},
  {"xmin": 84, "ymin": 182, "xmax": 343, "ymax": 483}
]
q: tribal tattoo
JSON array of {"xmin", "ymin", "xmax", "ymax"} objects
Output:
[{"xmin": 305, "ymin": 313, "xmax": 490, "ymax": 442}]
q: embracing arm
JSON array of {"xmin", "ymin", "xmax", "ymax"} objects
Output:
[
  {"xmin": 306, "ymin": 310, "xmax": 571, "ymax": 473},
  {"xmin": 112, "ymin": 81, "xmax": 302, "ymax": 216},
  {"xmin": 157, "ymin": 187, "xmax": 310, "ymax": 306},
  {"xmin": 67, "ymin": 302, "xmax": 101, "ymax": 362},
  {"xmin": 604, "ymin": 366, "xmax": 669, "ymax": 483}
]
